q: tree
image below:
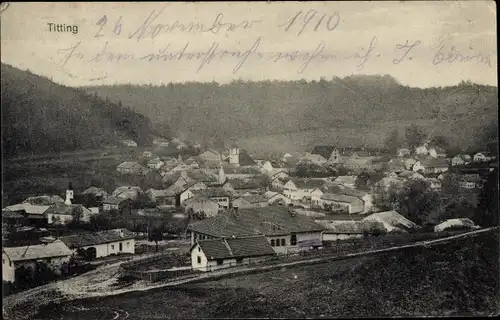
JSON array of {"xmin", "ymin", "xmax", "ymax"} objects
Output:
[
  {"xmin": 476, "ymin": 168, "xmax": 499, "ymax": 227},
  {"xmin": 392, "ymin": 180, "xmax": 441, "ymax": 225},
  {"xmin": 355, "ymin": 171, "xmax": 371, "ymax": 190},
  {"xmin": 148, "ymin": 228, "xmax": 163, "ymax": 252},
  {"xmin": 405, "ymin": 124, "xmax": 426, "ymax": 151},
  {"xmin": 384, "ymin": 129, "xmax": 402, "ymax": 153},
  {"xmin": 430, "ymin": 135, "xmax": 450, "ymax": 149}
]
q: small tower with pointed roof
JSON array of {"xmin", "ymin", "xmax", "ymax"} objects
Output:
[
  {"xmin": 229, "ymin": 144, "xmax": 240, "ymax": 166},
  {"xmin": 218, "ymin": 166, "xmax": 226, "ymax": 185},
  {"xmin": 65, "ymin": 182, "xmax": 74, "ymax": 205}
]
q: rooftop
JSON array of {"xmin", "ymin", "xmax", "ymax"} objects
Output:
[
  {"xmin": 188, "ymin": 206, "xmax": 325, "ymax": 237},
  {"xmin": 288, "ymin": 178, "xmax": 325, "ymax": 189},
  {"xmin": 3, "ymin": 239, "xmax": 73, "ymax": 262},
  {"xmin": 195, "ymin": 236, "xmax": 275, "ymax": 260},
  {"xmin": 60, "ymin": 228, "xmax": 136, "ymax": 248},
  {"xmin": 320, "ymin": 193, "xmax": 361, "ymax": 204},
  {"xmin": 3, "ymin": 203, "xmax": 50, "ymax": 215}
]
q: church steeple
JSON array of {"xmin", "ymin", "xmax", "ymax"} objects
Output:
[
  {"xmin": 65, "ymin": 182, "xmax": 74, "ymax": 205},
  {"xmin": 218, "ymin": 166, "xmax": 226, "ymax": 185}
]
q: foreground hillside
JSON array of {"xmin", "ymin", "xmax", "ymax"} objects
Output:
[
  {"xmin": 84, "ymin": 76, "xmax": 498, "ymax": 153},
  {"xmin": 34, "ymin": 230, "xmax": 499, "ymax": 319},
  {"xmin": 1, "ymin": 64, "xmax": 155, "ymax": 158}
]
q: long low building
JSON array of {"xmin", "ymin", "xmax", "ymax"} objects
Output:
[
  {"xmin": 3, "ymin": 239, "xmax": 73, "ymax": 283},
  {"xmin": 60, "ymin": 228, "xmax": 136, "ymax": 259},
  {"xmin": 187, "ymin": 206, "xmax": 325, "ymax": 255},
  {"xmin": 190, "ymin": 236, "xmax": 275, "ymax": 272}
]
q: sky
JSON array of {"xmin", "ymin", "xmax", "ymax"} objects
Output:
[{"xmin": 0, "ymin": 1, "xmax": 497, "ymax": 88}]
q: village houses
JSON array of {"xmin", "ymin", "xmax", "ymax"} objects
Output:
[
  {"xmin": 283, "ymin": 178, "xmax": 325, "ymax": 201},
  {"xmin": 232, "ymin": 195, "xmax": 269, "ymax": 209},
  {"xmin": 60, "ymin": 229, "xmax": 136, "ymax": 259},
  {"xmin": 147, "ymin": 158, "xmax": 165, "ymax": 170},
  {"xmin": 184, "ymin": 194, "xmax": 221, "ymax": 218},
  {"xmin": 3, "ymin": 240, "xmax": 73, "ymax": 283},
  {"xmin": 116, "ymin": 161, "xmax": 145, "ymax": 175},
  {"xmin": 190, "ymin": 236, "xmax": 275, "ymax": 272},
  {"xmin": 187, "ymin": 207, "xmax": 325, "ymax": 256}
]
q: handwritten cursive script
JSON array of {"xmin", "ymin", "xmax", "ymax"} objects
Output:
[
  {"xmin": 125, "ymin": 6, "xmax": 261, "ymax": 42},
  {"xmin": 432, "ymin": 41, "xmax": 491, "ymax": 68}
]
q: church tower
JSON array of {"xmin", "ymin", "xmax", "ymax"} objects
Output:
[
  {"xmin": 65, "ymin": 182, "xmax": 74, "ymax": 205},
  {"xmin": 229, "ymin": 144, "xmax": 240, "ymax": 166},
  {"xmin": 218, "ymin": 166, "xmax": 226, "ymax": 185}
]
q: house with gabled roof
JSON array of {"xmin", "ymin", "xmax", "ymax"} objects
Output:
[
  {"xmin": 187, "ymin": 206, "xmax": 325, "ymax": 255},
  {"xmin": 265, "ymin": 191, "xmax": 291, "ymax": 206},
  {"xmin": 330, "ymin": 176, "xmax": 357, "ymax": 189},
  {"xmin": 315, "ymin": 219, "xmax": 385, "ymax": 241},
  {"xmin": 111, "ymin": 186, "xmax": 143, "ymax": 200},
  {"xmin": 319, "ymin": 193, "xmax": 365, "ymax": 214},
  {"xmin": 321, "ymin": 185, "xmax": 374, "ymax": 213},
  {"xmin": 60, "ymin": 228, "xmax": 135, "ymax": 259},
  {"xmin": 3, "ymin": 239, "xmax": 73, "ymax": 283},
  {"xmin": 362, "ymin": 211, "xmax": 420, "ymax": 233},
  {"xmin": 232, "ymin": 195, "xmax": 269, "ymax": 209},
  {"xmin": 190, "ymin": 236, "xmax": 275, "ymax": 272},
  {"xmin": 116, "ymin": 161, "xmax": 144, "ymax": 175},
  {"xmin": 283, "ymin": 178, "xmax": 326, "ymax": 201},
  {"xmin": 198, "ymin": 149, "xmax": 222, "ymax": 164},
  {"xmin": 223, "ymin": 178, "xmax": 263, "ymax": 197},
  {"xmin": 147, "ymin": 158, "xmax": 165, "ymax": 170},
  {"xmin": 184, "ymin": 194, "xmax": 220, "ymax": 218},
  {"xmin": 299, "ymin": 153, "xmax": 328, "ymax": 165},
  {"xmin": 421, "ymin": 156, "xmax": 449, "ymax": 174},
  {"xmin": 199, "ymin": 188, "xmax": 232, "ymax": 209}
]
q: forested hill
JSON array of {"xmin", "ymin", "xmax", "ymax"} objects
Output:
[
  {"xmin": 84, "ymin": 75, "xmax": 497, "ymax": 152},
  {"xmin": 1, "ymin": 64, "xmax": 156, "ymax": 158}
]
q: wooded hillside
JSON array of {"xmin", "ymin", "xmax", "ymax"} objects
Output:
[
  {"xmin": 1, "ymin": 64, "xmax": 156, "ymax": 158},
  {"xmin": 84, "ymin": 75, "xmax": 498, "ymax": 154}
]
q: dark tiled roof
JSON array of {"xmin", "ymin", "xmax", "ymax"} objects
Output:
[
  {"xmin": 226, "ymin": 179, "xmax": 262, "ymax": 190},
  {"xmin": 321, "ymin": 185, "xmax": 368, "ymax": 198},
  {"xmin": 237, "ymin": 195, "xmax": 268, "ymax": 204},
  {"xmin": 200, "ymin": 188, "xmax": 231, "ymax": 198},
  {"xmin": 44, "ymin": 204, "xmax": 87, "ymax": 216},
  {"xmin": 188, "ymin": 207, "xmax": 325, "ymax": 237},
  {"xmin": 421, "ymin": 156, "xmax": 449, "ymax": 168},
  {"xmin": 311, "ymin": 146, "xmax": 336, "ymax": 160},
  {"xmin": 289, "ymin": 178, "xmax": 325, "ymax": 189},
  {"xmin": 321, "ymin": 193, "xmax": 361, "ymax": 204},
  {"xmin": 196, "ymin": 236, "xmax": 275, "ymax": 260},
  {"xmin": 60, "ymin": 229, "xmax": 135, "ymax": 248},
  {"xmin": 3, "ymin": 240, "xmax": 73, "ymax": 262},
  {"xmin": 239, "ymin": 150, "xmax": 256, "ymax": 166},
  {"xmin": 102, "ymin": 196, "xmax": 127, "ymax": 205}
]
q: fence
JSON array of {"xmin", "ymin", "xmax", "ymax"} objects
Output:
[{"xmin": 119, "ymin": 229, "xmax": 478, "ymax": 283}]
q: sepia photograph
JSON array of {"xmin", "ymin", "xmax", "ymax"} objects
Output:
[{"xmin": 1, "ymin": 1, "xmax": 498, "ymax": 319}]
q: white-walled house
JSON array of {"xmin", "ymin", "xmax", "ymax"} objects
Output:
[
  {"xmin": 283, "ymin": 179, "xmax": 325, "ymax": 201},
  {"xmin": 60, "ymin": 229, "xmax": 136, "ymax": 259},
  {"xmin": 412, "ymin": 160, "xmax": 425, "ymax": 173},
  {"xmin": 310, "ymin": 188, "xmax": 324, "ymax": 207},
  {"xmin": 232, "ymin": 195, "xmax": 269, "ymax": 209},
  {"xmin": 147, "ymin": 158, "xmax": 165, "ymax": 170},
  {"xmin": 3, "ymin": 240, "xmax": 73, "ymax": 283},
  {"xmin": 473, "ymin": 152, "xmax": 488, "ymax": 162},
  {"xmin": 121, "ymin": 140, "xmax": 138, "ymax": 147},
  {"xmin": 190, "ymin": 236, "xmax": 275, "ymax": 272},
  {"xmin": 265, "ymin": 191, "xmax": 291, "ymax": 206},
  {"xmin": 184, "ymin": 194, "xmax": 221, "ymax": 218},
  {"xmin": 319, "ymin": 193, "xmax": 365, "ymax": 214},
  {"xmin": 187, "ymin": 207, "xmax": 325, "ymax": 256}
]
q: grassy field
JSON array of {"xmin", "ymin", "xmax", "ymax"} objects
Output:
[{"xmin": 33, "ymin": 231, "xmax": 499, "ymax": 319}]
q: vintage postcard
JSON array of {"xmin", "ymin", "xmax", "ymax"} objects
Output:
[{"xmin": 1, "ymin": 1, "xmax": 498, "ymax": 319}]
